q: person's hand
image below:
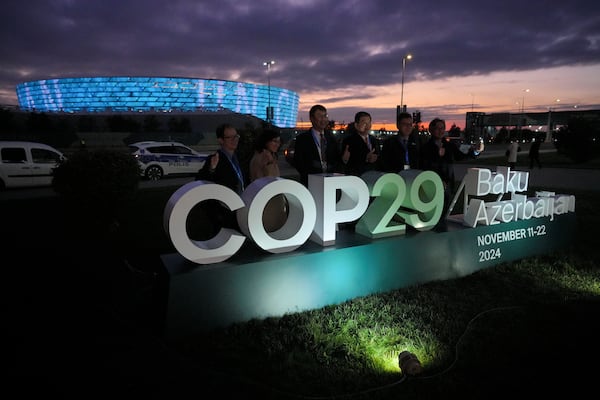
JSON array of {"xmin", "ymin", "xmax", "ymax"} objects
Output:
[
  {"xmin": 470, "ymin": 141, "xmax": 484, "ymax": 155},
  {"xmin": 210, "ymin": 152, "xmax": 219, "ymax": 170},
  {"xmin": 343, "ymin": 145, "xmax": 350, "ymax": 163},
  {"xmin": 366, "ymin": 148, "xmax": 378, "ymax": 163},
  {"xmin": 265, "ymin": 150, "xmax": 275, "ymax": 165},
  {"xmin": 475, "ymin": 141, "xmax": 485, "ymax": 152}
]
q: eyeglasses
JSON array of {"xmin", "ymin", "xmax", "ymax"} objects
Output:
[{"xmin": 223, "ymin": 134, "xmax": 240, "ymax": 140}]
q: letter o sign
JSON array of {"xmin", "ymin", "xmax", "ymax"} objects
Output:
[
  {"xmin": 164, "ymin": 181, "xmax": 246, "ymax": 264},
  {"xmin": 237, "ymin": 176, "xmax": 317, "ymax": 253}
]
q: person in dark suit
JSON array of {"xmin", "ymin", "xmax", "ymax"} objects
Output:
[
  {"xmin": 379, "ymin": 111, "xmax": 420, "ymax": 172},
  {"xmin": 196, "ymin": 123, "xmax": 245, "ymax": 233},
  {"xmin": 528, "ymin": 135, "xmax": 543, "ymax": 169},
  {"xmin": 293, "ymin": 104, "xmax": 341, "ymax": 186},
  {"xmin": 196, "ymin": 123, "xmax": 244, "ymax": 194},
  {"xmin": 420, "ymin": 118, "xmax": 482, "ymax": 216},
  {"xmin": 340, "ymin": 111, "xmax": 380, "ymax": 176}
]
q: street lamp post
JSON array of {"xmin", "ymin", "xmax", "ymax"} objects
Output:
[
  {"xmin": 547, "ymin": 98, "xmax": 560, "ymax": 139},
  {"xmin": 521, "ymin": 88, "xmax": 530, "ymax": 115},
  {"xmin": 263, "ymin": 60, "xmax": 275, "ymax": 123},
  {"xmin": 517, "ymin": 88, "xmax": 530, "ymax": 136},
  {"xmin": 400, "ymin": 54, "xmax": 412, "ymax": 112}
]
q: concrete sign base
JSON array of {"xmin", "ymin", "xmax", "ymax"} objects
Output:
[{"xmin": 161, "ymin": 213, "xmax": 576, "ymax": 341}]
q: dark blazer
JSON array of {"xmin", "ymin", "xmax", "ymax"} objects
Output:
[
  {"xmin": 195, "ymin": 149, "xmax": 244, "ymax": 233},
  {"xmin": 293, "ymin": 129, "xmax": 341, "ymax": 186},
  {"xmin": 340, "ymin": 132, "xmax": 380, "ymax": 176},
  {"xmin": 379, "ymin": 134, "xmax": 420, "ymax": 173},
  {"xmin": 420, "ymin": 138, "xmax": 473, "ymax": 190},
  {"xmin": 196, "ymin": 149, "xmax": 244, "ymax": 195}
]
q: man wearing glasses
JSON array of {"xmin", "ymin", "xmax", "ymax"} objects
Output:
[
  {"xmin": 293, "ymin": 104, "xmax": 341, "ymax": 186},
  {"xmin": 196, "ymin": 123, "xmax": 245, "ymax": 233},
  {"xmin": 340, "ymin": 111, "xmax": 380, "ymax": 176},
  {"xmin": 196, "ymin": 123, "xmax": 245, "ymax": 194},
  {"xmin": 379, "ymin": 111, "xmax": 420, "ymax": 172}
]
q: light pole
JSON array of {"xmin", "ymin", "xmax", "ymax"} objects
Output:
[
  {"xmin": 521, "ymin": 88, "xmax": 530, "ymax": 115},
  {"xmin": 400, "ymin": 54, "xmax": 412, "ymax": 112},
  {"xmin": 547, "ymin": 98, "xmax": 560, "ymax": 139},
  {"xmin": 517, "ymin": 88, "xmax": 530, "ymax": 135},
  {"xmin": 263, "ymin": 60, "xmax": 275, "ymax": 123}
]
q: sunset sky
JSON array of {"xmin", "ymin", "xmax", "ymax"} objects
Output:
[{"xmin": 1, "ymin": 0, "xmax": 599, "ymax": 130}]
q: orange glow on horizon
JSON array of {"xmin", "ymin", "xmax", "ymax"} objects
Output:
[
  {"xmin": 292, "ymin": 64, "xmax": 600, "ymax": 134},
  {"xmin": 293, "ymin": 121, "xmax": 430, "ymax": 132}
]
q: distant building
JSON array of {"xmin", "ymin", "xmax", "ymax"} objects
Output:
[
  {"xmin": 465, "ymin": 109, "xmax": 600, "ymax": 142},
  {"xmin": 16, "ymin": 76, "xmax": 299, "ymax": 128}
]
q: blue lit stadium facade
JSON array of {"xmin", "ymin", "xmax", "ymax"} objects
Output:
[{"xmin": 16, "ymin": 76, "xmax": 299, "ymax": 128}]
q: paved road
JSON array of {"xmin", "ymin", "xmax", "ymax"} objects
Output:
[
  {"xmin": 453, "ymin": 164, "xmax": 600, "ymax": 192},
  {"xmin": 0, "ymin": 174, "xmax": 198, "ymax": 201},
  {"xmin": 450, "ymin": 143, "xmax": 600, "ymax": 191},
  {"xmin": 2, "ymin": 148, "xmax": 598, "ymax": 202}
]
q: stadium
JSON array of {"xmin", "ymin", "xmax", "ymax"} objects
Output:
[{"xmin": 15, "ymin": 76, "xmax": 300, "ymax": 128}]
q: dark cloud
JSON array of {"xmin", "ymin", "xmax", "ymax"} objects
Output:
[{"xmin": 1, "ymin": 0, "xmax": 599, "ymax": 125}]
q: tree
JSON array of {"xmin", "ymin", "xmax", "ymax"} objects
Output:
[
  {"xmin": 52, "ymin": 149, "xmax": 141, "ymax": 234},
  {"xmin": 553, "ymin": 118, "xmax": 600, "ymax": 163},
  {"xmin": 448, "ymin": 124, "xmax": 461, "ymax": 138},
  {"xmin": 106, "ymin": 115, "xmax": 141, "ymax": 133},
  {"xmin": 0, "ymin": 108, "xmax": 16, "ymax": 135},
  {"xmin": 143, "ymin": 115, "xmax": 161, "ymax": 133}
]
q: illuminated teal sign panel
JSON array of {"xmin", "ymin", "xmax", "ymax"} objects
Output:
[{"xmin": 162, "ymin": 213, "xmax": 576, "ymax": 340}]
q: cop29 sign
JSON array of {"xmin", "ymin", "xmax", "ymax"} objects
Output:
[{"xmin": 163, "ymin": 167, "xmax": 575, "ymax": 265}]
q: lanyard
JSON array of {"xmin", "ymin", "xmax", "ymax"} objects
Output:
[
  {"xmin": 401, "ymin": 138, "xmax": 409, "ymax": 165},
  {"xmin": 226, "ymin": 153, "xmax": 244, "ymax": 191}
]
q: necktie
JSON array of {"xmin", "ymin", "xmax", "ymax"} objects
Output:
[
  {"xmin": 320, "ymin": 134, "xmax": 327, "ymax": 169},
  {"xmin": 402, "ymin": 139, "xmax": 409, "ymax": 164}
]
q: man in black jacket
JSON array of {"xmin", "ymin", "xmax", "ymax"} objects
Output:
[
  {"xmin": 421, "ymin": 118, "xmax": 482, "ymax": 216},
  {"xmin": 196, "ymin": 123, "xmax": 245, "ymax": 233},
  {"xmin": 293, "ymin": 104, "xmax": 341, "ymax": 187},
  {"xmin": 196, "ymin": 123, "xmax": 244, "ymax": 194},
  {"xmin": 380, "ymin": 111, "xmax": 420, "ymax": 172},
  {"xmin": 340, "ymin": 111, "xmax": 380, "ymax": 177}
]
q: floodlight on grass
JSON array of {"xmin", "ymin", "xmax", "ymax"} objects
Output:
[{"xmin": 398, "ymin": 351, "xmax": 423, "ymax": 376}]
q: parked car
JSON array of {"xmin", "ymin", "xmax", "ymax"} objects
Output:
[
  {"xmin": 0, "ymin": 141, "xmax": 65, "ymax": 189},
  {"xmin": 128, "ymin": 141, "xmax": 210, "ymax": 180}
]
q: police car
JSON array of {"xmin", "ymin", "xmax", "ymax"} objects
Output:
[{"xmin": 129, "ymin": 141, "xmax": 210, "ymax": 180}]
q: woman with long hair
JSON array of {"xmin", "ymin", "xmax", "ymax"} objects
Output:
[{"xmin": 249, "ymin": 129, "xmax": 288, "ymax": 232}]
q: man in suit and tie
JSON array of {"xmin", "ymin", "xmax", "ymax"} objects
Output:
[
  {"xmin": 197, "ymin": 123, "xmax": 245, "ymax": 194},
  {"xmin": 379, "ymin": 111, "xmax": 420, "ymax": 173},
  {"xmin": 196, "ymin": 123, "xmax": 245, "ymax": 233},
  {"xmin": 293, "ymin": 104, "xmax": 341, "ymax": 187},
  {"xmin": 340, "ymin": 111, "xmax": 380, "ymax": 177}
]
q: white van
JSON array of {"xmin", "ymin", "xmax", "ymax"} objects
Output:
[{"xmin": 0, "ymin": 141, "xmax": 65, "ymax": 189}]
